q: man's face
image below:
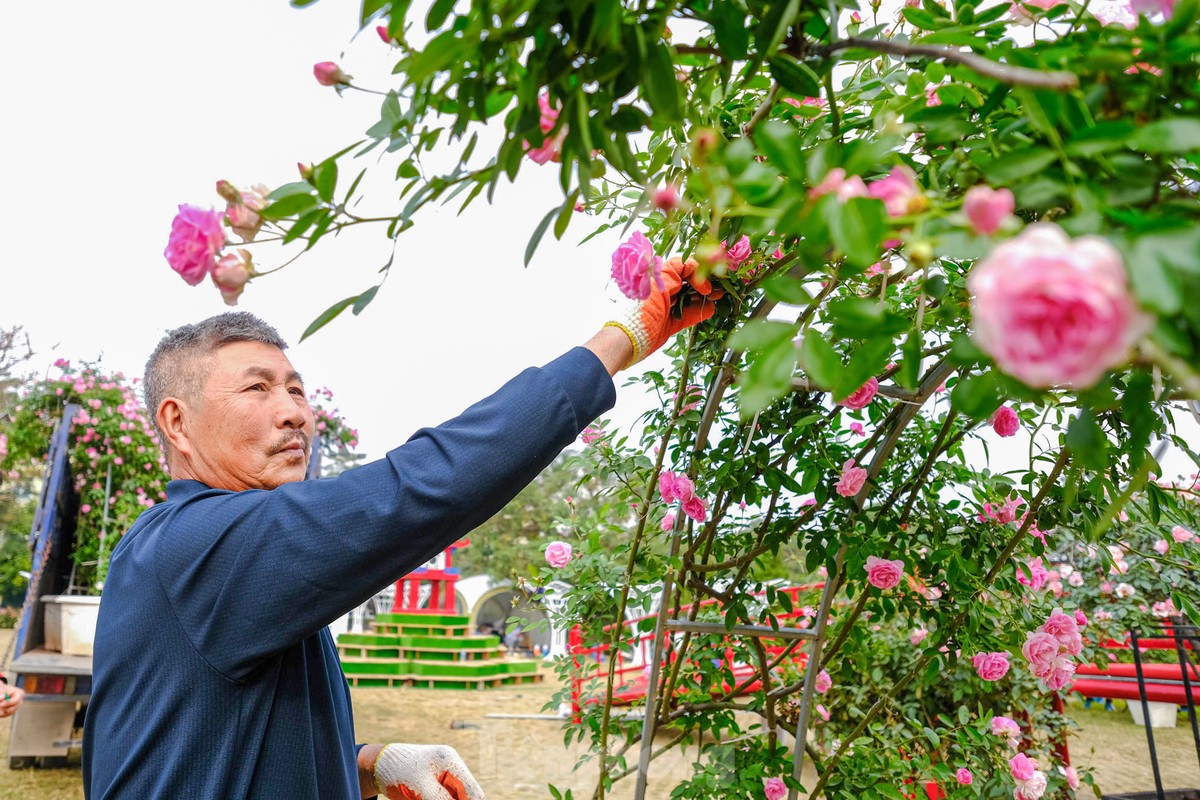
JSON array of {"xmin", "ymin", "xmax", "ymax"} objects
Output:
[{"xmin": 183, "ymin": 340, "xmax": 315, "ymax": 491}]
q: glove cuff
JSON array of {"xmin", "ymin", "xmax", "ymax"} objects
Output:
[{"xmin": 604, "ymin": 305, "xmax": 650, "ymax": 367}]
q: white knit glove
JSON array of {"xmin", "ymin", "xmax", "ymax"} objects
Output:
[{"xmin": 372, "ymin": 743, "xmax": 485, "ymax": 800}]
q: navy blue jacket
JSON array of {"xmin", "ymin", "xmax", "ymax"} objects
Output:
[{"xmin": 82, "ymin": 348, "xmax": 615, "ymax": 799}]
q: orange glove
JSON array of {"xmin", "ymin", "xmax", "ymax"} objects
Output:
[{"xmin": 605, "ymin": 257, "xmax": 723, "ymax": 366}]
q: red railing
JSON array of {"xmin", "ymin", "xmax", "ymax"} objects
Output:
[{"xmin": 568, "ymin": 583, "xmax": 826, "ymax": 721}]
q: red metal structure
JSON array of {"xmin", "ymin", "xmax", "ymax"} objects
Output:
[
  {"xmin": 390, "ymin": 539, "xmax": 469, "ymax": 614},
  {"xmin": 567, "ymin": 583, "xmax": 826, "ymax": 721}
]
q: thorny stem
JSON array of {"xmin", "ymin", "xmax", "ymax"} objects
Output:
[{"xmin": 594, "ymin": 330, "xmax": 699, "ymax": 800}]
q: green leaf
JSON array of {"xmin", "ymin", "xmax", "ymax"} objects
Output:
[
  {"xmin": 834, "ymin": 337, "xmax": 894, "ymax": 399},
  {"xmin": 1066, "ymin": 408, "xmax": 1109, "ymax": 471},
  {"xmin": 281, "ymin": 208, "xmax": 328, "ymax": 245},
  {"xmin": 1122, "ymin": 372, "xmax": 1155, "ymax": 464},
  {"xmin": 950, "ymin": 372, "xmax": 1001, "ymax": 419},
  {"xmin": 761, "ymin": 274, "xmax": 812, "ymax": 305},
  {"xmin": 728, "ymin": 320, "xmax": 798, "ymax": 353},
  {"xmin": 711, "ymin": 3, "xmax": 750, "ymax": 60},
  {"xmin": 768, "ymin": 55, "xmax": 821, "ymax": 98},
  {"xmin": 901, "ymin": 7, "xmax": 938, "ymax": 29},
  {"xmin": 980, "ymin": 147, "xmax": 1058, "ymax": 185},
  {"xmin": 425, "ymin": 0, "xmax": 455, "ymax": 29},
  {"xmin": 828, "ymin": 197, "xmax": 886, "ymax": 269},
  {"xmin": 524, "ymin": 207, "xmax": 559, "ymax": 267},
  {"xmin": 1131, "ymin": 118, "xmax": 1200, "ymax": 154},
  {"xmin": 313, "ymin": 160, "xmax": 339, "ymax": 203},
  {"xmin": 352, "ymin": 285, "xmax": 380, "ymax": 316},
  {"xmin": 268, "ymin": 181, "xmax": 318, "ymax": 200},
  {"xmin": 923, "ymin": 727, "xmax": 941, "ymax": 749},
  {"xmin": 828, "ymin": 299, "xmax": 910, "ymax": 339},
  {"xmin": 755, "ymin": 120, "xmax": 807, "ymax": 178},
  {"xmin": 1064, "ymin": 121, "xmax": 1136, "ymax": 158},
  {"xmin": 898, "ymin": 333, "xmax": 921, "ymax": 390},
  {"xmin": 259, "ymin": 192, "xmax": 318, "ymax": 220},
  {"xmin": 300, "ymin": 295, "xmax": 359, "ymax": 341},
  {"xmin": 739, "ymin": 336, "xmax": 798, "ymax": 416},
  {"xmin": 798, "ymin": 331, "xmax": 840, "ymax": 390},
  {"xmin": 642, "ymin": 42, "xmax": 681, "ymax": 122}
]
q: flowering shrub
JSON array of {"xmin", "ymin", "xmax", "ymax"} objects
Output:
[
  {"xmin": 0, "ymin": 362, "xmax": 168, "ymax": 592},
  {"xmin": 161, "ymin": 0, "xmax": 1200, "ymax": 797},
  {"xmin": 0, "ymin": 364, "xmax": 361, "ymax": 591}
]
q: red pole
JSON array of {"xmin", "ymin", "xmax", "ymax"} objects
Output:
[{"xmin": 569, "ymin": 625, "xmax": 583, "ymax": 724}]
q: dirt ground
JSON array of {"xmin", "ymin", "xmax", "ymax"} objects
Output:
[{"xmin": 0, "ymin": 642, "xmax": 1197, "ymax": 799}]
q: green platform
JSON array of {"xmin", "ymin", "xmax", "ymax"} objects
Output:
[{"xmin": 337, "ymin": 613, "xmax": 543, "ymax": 689}]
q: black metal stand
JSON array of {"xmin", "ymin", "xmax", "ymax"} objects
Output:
[{"xmin": 1104, "ymin": 620, "xmax": 1200, "ymax": 800}]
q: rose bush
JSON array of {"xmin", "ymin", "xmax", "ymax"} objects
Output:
[
  {"xmin": 163, "ymin": 0, "xmax": 1200, "ymax": 797},
  {"xmin": 0, "ymin": 362, "xmax": 361, "ymax": 591}
]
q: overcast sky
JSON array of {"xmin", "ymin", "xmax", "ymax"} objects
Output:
[{"xmin": 0, "ymin": 0, "xmax": 654, "ymax": 461}]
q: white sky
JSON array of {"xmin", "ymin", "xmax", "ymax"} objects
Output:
[{"xmin": 0, "ymin": 0, "xmax": 654, "ymax": 461}]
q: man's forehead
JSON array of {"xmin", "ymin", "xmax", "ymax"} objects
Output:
[{"xmin": 212, "ymin": 341, "xmax": 304, "ymax": 384}]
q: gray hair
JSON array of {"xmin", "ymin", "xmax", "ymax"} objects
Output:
[{"xmin": 144, "ymin": 312, "xmax": 288, "ymax": 443}]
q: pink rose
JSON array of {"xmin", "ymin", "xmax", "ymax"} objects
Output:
[
  {"xmin": 911, "ymin": 627, "xmax": 929, "ymax": 646},
  {"xmin": 313, "ymin": 61, "xmax": 350, "ymax": 86},
  {"xmin": 1064, "ymin": 765, "xmax": 1080, "ymax": 790},
  {"xmin": 223, "ymin": 184, "xmax": 269, "ymax": 243},
  {"xmin": 611, "ymin": 231, "xmax": 664, "ymax": 300},
  {"xmin": 963, "ymin": 185, "xmax": 1014, "ymax": 235},
  {"xmin": 1042, "ymin": 655, "xmax": 1076, "ymax": 689},
  {"xmin": 815, "ymin": 703, "xmax": 830, "ymax": 722},
  {"xmin": 925, "ymin": 85, "xmax": 942, "ymax": 107},
  {"xmin": 1021, "ymin": 630, "xmax": 1061, "ymax": 676},
  {"xmin": 837, "ymin": 459, "xmax": 868, "ymax": 497},
  {"xmin": 1172, "ymin": 525, "xmax": 1194, "ymax": 543},
  {"xmin": 991, "ymin": 405, "xmax": 1020, "ymax": 437},
  {"xmin": 867, "ymin": 166, "xmax": 927, "ymax": 217},
  {"xmin": 376, "ymin": 24, "xmax": 396, "ymax": 44},
  {"xmin": 763, "ymin": 777, "xmax": 787, "ymax": 800},
  {"xmin": 1153, "ymin": 538, "xmax": 1169, "ymax": 554},
  {"xmin": 838, "ymin": 377, "xmax": 879, "ymax": 410},
  {"xmin": 580, "ymin": 425, "xmax": 605, "ymax": 445},
  {"xmin": 814, "ymin": 669, "xmax": 832, "ymax": 694},
  {"xmin": 1130, "ymin": 0, "xmax": 1176, "ymax": 14},
  {"xmin": 653, "ymin": 184, "xmax": 680, "ymax": 212},
  {"xmin": 972, "ymin": 651, "xmax": 1011, "ymax": 681},
  {"xmin": 865, "ymin": 555, "xmax": 904, "ymax": 590},
  {"xmin": 1009, "ymin": 0, "xmax": 1065, "ymax": 22},
  {"xmin": 1010, "ymin": 753, "xmax": 1038, "ymax": 782},
  {"xmin": 810, "ymin": 168, "xmax": 869, "ymax": 201},
  {"xmin": 956, "ymin": 768, "xmax": 973, "ymax": 785},
  {"xmin": 0, "ymin": 433, "xmax": 6, "ymax": 462},
  {"xmin": 681, "ymin": 495, "xmax": 708, "ymax": 523},
  {"xmin": 848, "ymin": 421, "xmax": 865, "ymax": 436},
  {"xmin": 1152, "ymin": 599, "xmax": 1179, "ymax": 618},
  {"xmin": 724, "ymin": 235, "xmax": 752, "ymax": 269},
  {"xmin": 1017, "ymin": 557, "xmax": 1048, "ymax": 592},
  {"xmin": 1015, "ymin": 771, "xmax": 1049, "ymax": 800},
  {"xmin": 658, "ymin": 471, "xmax": 680, "ymax": 503},
  {"xmin": 544, "ymin": 541, "xmax": 573, "ymax": 568},
  {"xmin": 967, "ymin": 223, "xmax": 1151, "ymax": 389},
  {"xmin": 164, "ymin": 204, "xmax": 226, "ymax": 286},
  {"xmin": 212, "ymin": 249, "xmax": 254, "ymax": 306},
  {"xmin": 1075, "ymin": 609, "xmax": 1088, "ymax": 627},
  {"xmin": 1039, "ymin": 608, "xmax": 1082, "ymax": 654},
  {"xmin": 661, "ymin": 513, "xmax": 676, "ymax": 532},
  {"xmin": 526, "ymin": 92, "xmax": 567, "ymax": 164},
  {"xmin": 991, "ymin": 715, "xmax": 1021, "ymax": 742}
]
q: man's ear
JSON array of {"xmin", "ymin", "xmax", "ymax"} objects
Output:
[{"xmin": 157, "ymin": 398, "xmax": 193, "ymax": 461}]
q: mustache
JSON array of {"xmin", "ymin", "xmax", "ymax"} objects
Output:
[{"xmin": 270, "ymin": 432, "xmax": 311, "ymax": 455}]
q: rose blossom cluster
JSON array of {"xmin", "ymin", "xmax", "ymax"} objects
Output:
[
  {"xmin": 810, "ymin": 165, "xmax": 927, "ymax": 218},
  {"xmin": 659, "ymin": 470, "xmax": 709, "ymax": 523},
  {"xmin": 1010, "ymin": 753, "xmax": 1049, "ymax": 800},
  {"xmin": 838, "ymin": 377, "xmax": 878, "ymax": 410},
  {"xmin": 1022, "ymin": 608, "xmax": 1084, "ymax": 691},
  {"xmin": 836, "ymin": 459, "xmax": 868, "ymax": 497},
  {"xmin": 972, "ymin": 651, "xmax": 1011, "ymax": 681}
]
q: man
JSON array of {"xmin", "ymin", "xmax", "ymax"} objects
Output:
[{"xmin": 81, "ymin": 258, "xmax": 718, "ymax": 798}]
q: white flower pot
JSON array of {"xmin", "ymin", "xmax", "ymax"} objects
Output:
[
  {"xmin": 1127, "ymin": 699, "xmax": 1178, "ymax": 729},
  {"xmin": 41, "ymin": 595, "xmax": 101, "ymax": 656}
]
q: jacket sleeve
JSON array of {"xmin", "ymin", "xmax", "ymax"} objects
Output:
[{"xmin": 151, "ymin": 348, "xmax": 616, "ymax": 681}]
